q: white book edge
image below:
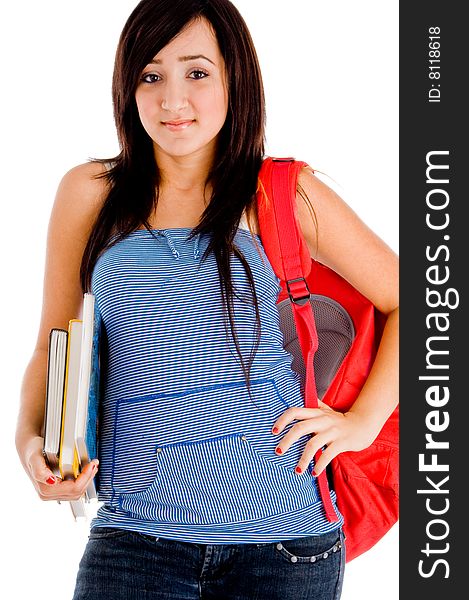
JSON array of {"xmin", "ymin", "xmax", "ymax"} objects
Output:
[
  {"xmin": 75, "ymin": 293, "xmax": 97, "ymax": 500},
  {"xmin": 70, "ymin": 499, "xmax": 87, "ymax": 520},
  {"xmin": 44, "ymin": 330, "xmax": 68, "ymax": 476}
]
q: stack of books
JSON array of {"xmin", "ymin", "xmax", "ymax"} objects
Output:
[{"xmin": 42, "ymin": 292, "xmax": 103, "ymax": 519}]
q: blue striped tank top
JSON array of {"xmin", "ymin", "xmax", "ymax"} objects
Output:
[{"xmin": 90, "ymin": 220, "xmax": 343, "ymax": 543}]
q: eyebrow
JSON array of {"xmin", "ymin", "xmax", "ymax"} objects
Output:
[{"xmin": 149, "ymin": 54, "xmax": 216, "ymax": 66}]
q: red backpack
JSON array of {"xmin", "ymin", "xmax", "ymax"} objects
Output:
[{"xmin": 256, "ymin": 156, "xmax": 399, "ymax": 562}]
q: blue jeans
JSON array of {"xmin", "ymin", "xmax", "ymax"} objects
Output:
[{"xmin": 72, "ymin": 526, "xmax": 345, "ymax": 599}]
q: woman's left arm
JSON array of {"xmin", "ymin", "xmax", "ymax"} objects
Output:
[{"xmin": 271, "ymin": 166, "xmax": 399, "ymax": 476}]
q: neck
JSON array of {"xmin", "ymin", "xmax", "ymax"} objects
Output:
[{"xmin": 153, "ymin": 143, "xmax": 216, "ymax": 194}]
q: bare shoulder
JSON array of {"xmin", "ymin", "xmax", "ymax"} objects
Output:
[
  {"xmin": 33, "ymin": 161, "xmax": 110, "ymax": 354},
  {"xmin": 295, "ymin": 164, "xmax": 348, "ymax": 257},
  {"xmin": 296, "ymin": 164, "xmax": 342, "ymax": 223},
  {"xmin": 53, "ymin": 161, "xmax": 110, "ymax": 236},
  {"xmin": 295, "ymin": 162, "xmax": 383, "ymax": 256},
  {"xmin": 295, "ymin": 164, "xmax": 398, "ymax": 314},
  {"xmin": 61, "ymin": 159, "xmax": 109, "ymax": 186}
]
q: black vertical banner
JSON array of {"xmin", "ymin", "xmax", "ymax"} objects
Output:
[{"xmin": 400, "ymin": 2, "xmax": 466, "ymax": 597}]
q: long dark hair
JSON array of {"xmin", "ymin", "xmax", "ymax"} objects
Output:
[{"xmin": 81, "ymin": 0, "xmax": 266, "ymax": 397}]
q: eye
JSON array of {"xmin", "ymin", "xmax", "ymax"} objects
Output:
[
  {"xmin": 189, "ymin": 69, "xmax": 209, "ymax": 80},
  {"xmin": 141, "ymin": 73, "xmax": 161, "ymax": 84}
]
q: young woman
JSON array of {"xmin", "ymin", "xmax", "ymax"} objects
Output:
[{"xmin": 15, "ymin": 1, "xmax": 398, "ymax": 598}]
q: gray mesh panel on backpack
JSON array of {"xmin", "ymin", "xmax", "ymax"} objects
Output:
[{"xmin": 277, "ymin": 294, "xmax": 355, "ymax": 400}]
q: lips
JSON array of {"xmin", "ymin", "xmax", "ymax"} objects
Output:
[
  {"xmin": 164, "ymin": 119, "xmax": 194, "ymax": 125},
  {"xmin": 162, "ymin": 119, "xmax": 195, "ymax": 131}
]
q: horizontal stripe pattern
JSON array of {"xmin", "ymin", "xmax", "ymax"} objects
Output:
[{"xmin": 90, "ymin": 226, "xmax": 343, "ymax": 542}]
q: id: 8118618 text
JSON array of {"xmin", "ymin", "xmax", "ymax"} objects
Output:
[{"xmin": 428, "ymin": 26, "xmax": 441, "ymax": 103}]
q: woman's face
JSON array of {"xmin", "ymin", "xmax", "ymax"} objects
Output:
[{"xmin": 135, "ymin": 17, "xmax": 229, "ymax": 161}]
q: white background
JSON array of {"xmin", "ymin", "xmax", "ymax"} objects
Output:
[{"xmin": 1, "ymin": 1, "xmax": 398, "ymax": 598}]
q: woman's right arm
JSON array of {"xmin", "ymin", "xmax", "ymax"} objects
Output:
[{"xmin": 15, "ymin": 160, "xmax": 108, "ymax": 501}]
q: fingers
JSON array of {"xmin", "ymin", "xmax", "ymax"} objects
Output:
[
  {"xmin": 278, "ymin": 431, "xmax": 341, "ymax": 478},
  {"xmin": 272, "ymin": 405, "xmax": 348, "ymax": 477},
  {"xmin": 273, "ymin": 415, "xmax": 332, "ymax": 451},
  {"xmin": 311, "ymin": 444, "xmax": 340, "ymax": 477},
  {"xmin": 317, "ymin": 399, "xmax": 334, "ymax": 411},
  {"xmin": 290, "ymin": 432, "xmax": 330, "ymax": 474},
  {"xmin": 78, "ymin": 459, "xmax": 100, "ymax": 484},
  {"xmin": 28, "ymin": 445, "xmax": 62, "ymax": 487},
  {"xmin": 37, "ymin": 459, "xmax": 99, "ymax": 502},
  {"xmin": 271, "ymin": 407, "xmax": 325, "ymax": 434}
]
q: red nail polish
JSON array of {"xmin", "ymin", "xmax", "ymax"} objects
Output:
[
  {"xmin": 295, "ymin": 466, "xmax": 302, "ymax": 474},
  {"xmin": 312, "ymin": 470, "xmax": 317, "ymax": 477},
  {"xmin": 272, "ymin": 427, "xmax": 279, "ymax": 434},
  {"xmin": 46, "ymin": 476, "xmax": 56, "ymax": 485},
  {"xmin": 275, "ymin": 447, "xmax": 282, "ymax": 454}
]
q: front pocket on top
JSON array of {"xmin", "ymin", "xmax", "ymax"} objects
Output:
[
  {"xmin": 111, "ymin": 378, "xmax": 317, "ymax": 523},
  {"xmin": 117, "ymin": 431, "xmax": 317, "ymax": 525},
  {"xmin": 111, "ymin": 378, "xmax": 293, "ymax": 496}
]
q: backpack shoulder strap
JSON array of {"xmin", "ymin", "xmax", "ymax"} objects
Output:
[
  {"xmin": 257, "ymin": 156, "xmax": 312, "ymax": 288},
  {"xmin": 256, "ymin": 156, "xmax": 339, "ymax": 524}
]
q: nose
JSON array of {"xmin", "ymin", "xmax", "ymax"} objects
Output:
[{"xmin": 161, "ymin": 79, "xmax": 189, "ymax": 113}]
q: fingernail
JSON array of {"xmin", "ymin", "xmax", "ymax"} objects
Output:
[
  {"xmin": 46, "ymin": 476, "xmax": 56, "ymax": 485},
  {"xmin": 272, "ymin": 426, "xmax": 279, "ymax": 434},
  {"xmin": 275, "ymin": 447, "xmax": 282, "ymax": 455},
  {"xmin": 312, "ymin": 470, "xmax": 317, "ymax": 477},
  {"xmin": 295, "ymin": 466, "xmax": 302, "ymax": 474}
]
